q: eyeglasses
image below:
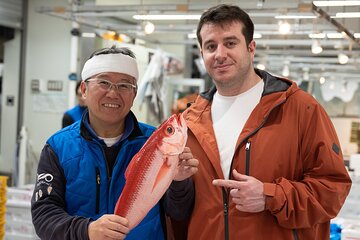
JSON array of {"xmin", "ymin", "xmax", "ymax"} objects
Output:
[{"xmin": 85, "ymin": 78, "xmax": 137, "ymax": 93}]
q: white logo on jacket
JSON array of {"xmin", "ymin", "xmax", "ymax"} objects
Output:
[
  {"xmin": 37, "ymin": 173, "xmax": 53, "ymax": 182},
  {"xmin": 35, "ymin": 173, "xmax": 54, "ymax": 201}
]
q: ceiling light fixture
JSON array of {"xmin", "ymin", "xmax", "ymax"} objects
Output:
[
  {"xmin": 82, "ymin": 32, "xmax": 96, "ymax": 38},
  {"xmin": 133, "ymin": 14, "xmax": 201, "ymax": 21},
  {"xmin": 256, "ymin": 63, "xmax": 266, "ymax": 70},
  {"xmin": 313, "ymin": 1, "xmax": 360, "ymax": 7},
  {"xmin": 319, "ymin": 76, "xmax": 326, "ymax": 84},
  {"xmin": 278, "ymin": 21, "xmax": 291, "ymax": 34},
  {"xmin": 282, "ymin": 61, "xmax": 290, "ymax": 77},
  {"xmin": 253, "ymin": 33, "xmax": 262, "ymax": 39},
  {"xmin": 338, "ymin": 53, "xmax": 349, "ymax": 64},
  {"xmin": 308, "ymin": 33, "xmax": 326, "ymax": 38},
  {"xmin": 326, "ymin": 32, "xmax": 344, "ymax": 38},
  {"xmin": 302, "ymin": 67, "xmax": 310, "ymax": 81},
  {"xmin": 335, "ymin": 12, "xmax": 360, "ymax": 18},
  {"xmin": 311, "ymin": 40, "xmax": 323, "ymax": 54},
  {"xmin": 143, "ymin": 21, "xmax": 155, "ymax": 34},
  {"xmin": 187, "ymin": 33, "xmax": 197, "ymax": 39},
  {"xmin": 275, "ymin": 15, "xmax": 317, "ymax": 19},
  {"xmin": 257, "ymin": 0, "xmax": 265, "ymax": 8}
]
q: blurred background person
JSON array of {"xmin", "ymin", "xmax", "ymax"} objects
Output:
[{"xmin": 62, "ymin": 80, "xmax": 87, "ymax": 128}]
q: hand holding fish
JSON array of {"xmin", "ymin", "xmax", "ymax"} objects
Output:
[
  {"xmin": 212, "ymin": 169, "xmax": 265, "ymax": 213},
  {"xmin": 88, "ymin": 214, "xmax": 129, "ymax": 240},
  {"xmin": 174, "ymin": 147, "xmax": 199, "ymax": 181}
]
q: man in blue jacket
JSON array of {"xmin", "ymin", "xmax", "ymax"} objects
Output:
[
  {"xmin": 31, "ymin": 45, "xmax": 198, "ymax": 240},
  {"xmin": 62, "ymin": 80, "xmax": 87, "ymax": 128}
]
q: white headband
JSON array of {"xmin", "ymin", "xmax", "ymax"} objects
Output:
[{"xmin": 81, "ymin": 53, "xmax": 139, "ymax": 81}]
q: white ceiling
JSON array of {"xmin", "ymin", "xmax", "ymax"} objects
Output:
[{"xmin": 38, "ymin": 0, "xmax": 360, "ymax": 83}]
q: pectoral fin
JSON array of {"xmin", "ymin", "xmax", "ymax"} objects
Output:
[{"xmin": 152, "ymin": 157, "xmax": 171, "ymax": 192}]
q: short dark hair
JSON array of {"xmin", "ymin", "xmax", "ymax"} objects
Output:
[
  {"xmin": 89, "ymin": 45, "xmax": 136, "ymax": 59},
  {"xmin": 196, "ymin": 4, "xmax": 254, "ymax": 47}
]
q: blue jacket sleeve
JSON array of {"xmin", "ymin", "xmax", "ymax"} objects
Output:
[{"xmin": 31, "ymin": 144, "xmax": 90, "ymax": 240}]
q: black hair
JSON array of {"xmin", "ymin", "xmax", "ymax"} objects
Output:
[
  {"xmin": 88, "ymin": 45, "xmax": 136, "ymax": 59},
  {"xmin": 196, "ymin": 4, "xmax": 254, "ymax": 47},
  {"xmin": 75, "ymin": 81, "xmax": 81, "ymax": 95}
]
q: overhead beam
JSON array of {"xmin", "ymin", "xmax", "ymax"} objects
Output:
[{"xmin": 312, "ymin": 3, "xmax": 360, "ymax": 46}]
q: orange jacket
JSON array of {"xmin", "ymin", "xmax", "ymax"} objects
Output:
[{"xmin": 182, "ymin": 69, "xmax": 352, "ymax": 240}]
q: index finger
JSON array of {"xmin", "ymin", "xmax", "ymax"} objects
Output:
[
  {"xmin": 212, "ymin": 179, "xmax": 242, "ymax": 189},
  {"xmin": 182, "ymin": 147, "xmax": 190, "ymax": 153},
  {"xmin": 108, "ymin": 214, "xmax": 129, "ymax": 226}
]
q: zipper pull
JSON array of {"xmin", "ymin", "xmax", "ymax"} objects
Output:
[
  {"xmin": 97, "ymin": 173, "xmax": 101, "ymax": 185},
  {"xmin": 245, "ymin": 141, "xmax": 251, "ymax": 176},
  {"xmin": 245, "ymin": 141, "xmax": 251, "ymax": 150}
]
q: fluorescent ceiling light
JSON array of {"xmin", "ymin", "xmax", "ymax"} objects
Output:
[
  {"xmin": 133, "ymin": 14, "xmax": 201, "ymax": 20},
  {"xmin": 335, "ymin": 12, "xmax": 360, "ymax": 18},
  {"xmin": 313, "ymin": 1, "xmax": 360, "ymax": 6},
  {"xmin": 82, "ymin": 32, "xmax": 96, "ymax": 38},
  {"xmin": 275, "ymin": 15, "xmax": 316, "ymax": 19},
  {"xmin": 309, "ymin": 33, "xmax": 326, "ymax": 38},
  {"xmin": 256, "ymin": 63, "xmax": 266, "ymax": 70},
  {"xmin": 253, "ymin": 33, "xmax": 262, "ymax": 38},
  {"xmin": 326, "ymin": 32, "xmax": 344, "ymax": 38},
  {"xmin": 355, "ymin": 33, "xmax": 360, "ymax": 38},
  {"xmin": 189, "ymin": 32, "xmax": 263, "ymax": 39},
  {"xmin": 187, "ymin": 33, "xmax": 197, "ymax": 39}
]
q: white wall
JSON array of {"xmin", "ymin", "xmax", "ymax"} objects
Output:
[
  {"xmin": 22, "ymin": 0, "xmax": 72, "ymax": 175},
  {"xmin": 0, "ymin": 30, "xmax": 21, "ymax": 173}
]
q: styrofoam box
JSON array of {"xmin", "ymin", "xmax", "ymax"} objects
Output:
[
  {"xmin": 5, "ymin": 217, "xmax": 36, "ymax": 236},
  {"xmin": 6, "ymin": 187, "xmax": 33, "ymax": 204},
  {"xmin": 5, "ymin": 205, "xmax": 32, "ymax": 222},
  {"xmin": 333, "ymin": 218, "xmax": 360, "ymax": 240},
  {"xmin": 342, "ymin": 228, "xmax": 360, "ymax": 240},
  {"xmin": 4, "ymin": 232, "xmax": 39, "ymax": 240}
]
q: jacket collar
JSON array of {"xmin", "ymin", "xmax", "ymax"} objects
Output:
[{"xmin": 80, "ymin": 110, "xmax": 144, "ymax": 144}]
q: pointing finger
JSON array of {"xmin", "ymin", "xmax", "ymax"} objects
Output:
[{"xmin": 212, "ymin": 179, "xmax": 241, "ymax": 189}]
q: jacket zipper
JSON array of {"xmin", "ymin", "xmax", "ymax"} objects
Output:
[
  {"xmin": 221, "ymin": 100, "xmax": 286, "ymax": 240},
  {"xmin": 292, "ymin": 229, "xmax": 299, "ymax": 240},
  {"xmin": 96, "ymin": 167, "xmax": 101, "ymax": 214},
  {"xmin": 245, "ymin": 141, "xmax": 251, "ymax": 175},
  {"xmin": 222, "ymin": 188, "xmax": 229, "ymax": 240}
]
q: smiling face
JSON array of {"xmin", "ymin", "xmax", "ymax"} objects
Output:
[
  {"xmin": 81, "ymin": 72, "xmax": 137, "ymax": 137},
  {"xmin": 200, "ymin": 21, "xmax": 257, "ymax": 96}
]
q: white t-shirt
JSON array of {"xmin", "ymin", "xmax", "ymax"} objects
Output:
[
  {"xmin": 99, "ymin": 134, "xmax": 122, "ymax": 147},
  {"xmin": 211, "ymin": 80, "xmax": 264, "ymax": 179}
]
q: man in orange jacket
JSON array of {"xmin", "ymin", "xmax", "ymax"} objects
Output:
[{"xmin": 168, "ymin": 4, "xmax": 352, "ymax": 240}]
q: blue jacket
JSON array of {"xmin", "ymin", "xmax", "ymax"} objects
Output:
[
  {"xmin": 31, "ymin": 110, "xmax": 165, "ymax": 240},
  {"xmin": 62, "ymin": 105, "xmax": 87, "ymax": 128}
]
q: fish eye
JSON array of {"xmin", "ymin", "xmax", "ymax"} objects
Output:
[{"xmin": 165, "ymin": 126, "xmax": 174, "ymax": 135}]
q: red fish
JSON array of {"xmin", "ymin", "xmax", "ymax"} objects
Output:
[{"xmin": 114, "ymin": 114, "xmax": 187, "ymax": 229}]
